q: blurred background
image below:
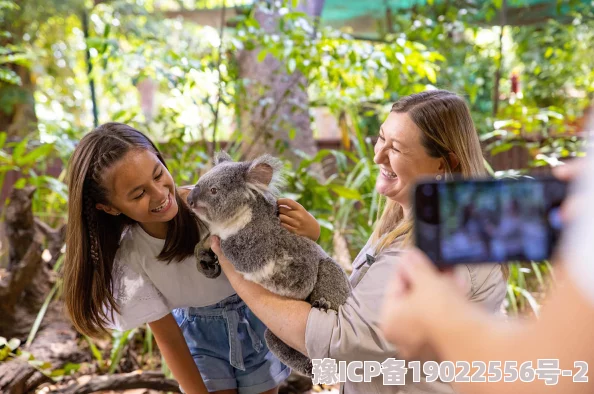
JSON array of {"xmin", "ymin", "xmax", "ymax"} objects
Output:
[{"xmin": 0, "ymin": 0, "xmax": 592, "ymax": 392}]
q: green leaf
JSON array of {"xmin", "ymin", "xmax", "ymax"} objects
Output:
[
  {"xmin": 256, "ymin": 50, "xmax": 268, "ymax": 63},
  {"xmin": 288, "ymin": 58, "xmax": 296, "ymax": 74},
  {"xmin": 0, "ymin": 1, "xmax": 20, "ymax": 11},
  {"xmin": 17, "ymin": 350, "xmax": 32, "ymax": 361},
  {"xmin": 329, "ymin": 184, "xmax": 362, "ymax": 200},
  {"xmin": 143, "ymin": 325, "xmax": 153, "ymax": 357},
  {"xmin": 424, "ymin": 65, "xmax": 437, "ymax": 83},
  {"xmin": 14, "ymin": 178, "xmax": 26, "ymax": 189},
  {"xmin": 480, "ymin": 129, "xmax": 507, "ymax": 141},
  {"xmin": 12, "ymin": 137, "xmax": 28, "ymax": 161},
  {"xmin": 544, "ymin": 47, "xmax": 554, "ymax": 59},
  {"xmin": 0, "ymin": 67, "xmax": 21, "ymax": 85},
  {"xmin": 63, "ymin": 362, "xmax": 81, "ymax": 375},
  {"xmin": 28, "ymin": 359, "xmax": 52, "ymax": 369},
  {"xmin": 50, "ymin": 368, "xmax": 65, "ymax": 378},
  {"xmin": 7, "ymin": 338, "xmax": 21, "ymax": 351},
  {"xmin": 39, "ymin": 176, "xmax": 68, "ymax": 200},
  {"xmin": 26, "ymin": 281, "xmax": 60, "ymax": 347},
  {"xmin": 16, "ymin": 143, "xmax": 53, "ymax": 166},
  {"xmin": 490, "ymin": 142, "xmax": 515, "ymax": 156},
  {"xmin": 0, "ymin": 132, "xmax": 6, "ymax": 149},
  {"xmin": 85, "ymin": 335, "xmax": 104, "ymax": 365},
  {"xmin": 0, "ymin": 347, "xmax": 11, "ymax": 361},
  {"xmin": 317, "ymin": 218, "xmax": 334, "ymax": 231},
  {"xmin": 109, "ymin": 329, "xmax": 136, "ymax": 374}
]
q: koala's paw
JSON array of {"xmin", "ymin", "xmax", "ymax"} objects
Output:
[
  {"xmin": 195, "ymin": 248, "xmax": 221, "ymax": 279},
  {"xmin": 311, "ymin": 298, "xmax": 331, "ymax": 312}
]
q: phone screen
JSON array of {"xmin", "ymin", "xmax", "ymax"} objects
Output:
[{"xmin": 414, "ymin": 177, "xmax": 568, "ymax": 265}]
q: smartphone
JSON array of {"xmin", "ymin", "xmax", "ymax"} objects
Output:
[{"xmin": 414, "ymin": 176, "xmax": 568, "ymax": 266}]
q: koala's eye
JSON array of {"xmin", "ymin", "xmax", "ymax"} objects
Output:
[{"xmin": 210, "ymin": 187, "xmax": 218, "ymax": 195}]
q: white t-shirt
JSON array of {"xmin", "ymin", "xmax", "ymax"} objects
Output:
[
  {"xmin": 562, "ymin": 148, "xmax": 594, "ymax": 305},
  {"xmin": 108, "ymin": 224, "xmax": 236, "ymax": 330}
]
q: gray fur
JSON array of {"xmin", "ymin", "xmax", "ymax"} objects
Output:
[{"xmin": 188, "ymin": 152, "xmax": 352, "ymax": 376}]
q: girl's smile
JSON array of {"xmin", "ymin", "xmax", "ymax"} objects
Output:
[{"xmin": 151, "ymin": 193, "xmax": 173, "ymax": 214}]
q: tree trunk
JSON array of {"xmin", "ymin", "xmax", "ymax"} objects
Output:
[
  {"xmin": 0, "ymin": 186, "xmax": 84, "ymax": 394},
  {"xmin": 0, "ymin": 187, "xmax": 61, "ymax": 339},
  {"xmin": 56, "ymin": 371, "xmax": 182, "ymax": 394},
  {"xmin": 236, "ymin": 1, "xmax": 320, "ymax": 165}
]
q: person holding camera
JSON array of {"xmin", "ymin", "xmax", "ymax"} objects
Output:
[
  {"xmin": 210, "ymin": 90, "xmax": 507, "ymax": 393},
  {"xmin": 379, "ymin": 154, "xmax": 594, "ymax": 394}
]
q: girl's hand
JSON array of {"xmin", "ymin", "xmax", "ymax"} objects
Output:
[{"xmin": 277, "ymin": 198, "xmax": 321, "ymax": 241}]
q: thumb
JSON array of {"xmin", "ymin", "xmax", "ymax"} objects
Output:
[{"xmin": 210, "ymin": 235, "xmax": 222, "ymax": 255}]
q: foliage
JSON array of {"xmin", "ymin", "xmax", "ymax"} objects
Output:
[
  {"xmin": 0, "ymin": 132, "xmax": 67, "ymax": 224},
  {"xmin": 0, "ymin": 3, "xmax": 592, "ymax": 385},
  {"xmin": 0, "ymin": 1, "xmax": 28, "ymax": 86},
  {"xmin": 389, "ymin": 2, "xmax": 501, "ymax": 131},
  {"xmin": 0, "ymin": 335, "xmax": 81, "ymax": 381}
]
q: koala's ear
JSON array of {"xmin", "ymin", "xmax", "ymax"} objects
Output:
[
  {"xmin": 246, "ymin": 162, "xmax": 274, "ymax": 186},
  {"xmin": 214, "ymin": 151, "xmax": 233, "ymax": 165},
  {"xmin": 246, "ymin": 155, "xmax": 284, "ymax": 195}
]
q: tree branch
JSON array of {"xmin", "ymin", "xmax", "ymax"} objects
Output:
[
  {"xmin": 0, "ymin": 240, "xmax": 43, "ymax": 313},
  {"xmin": 211, "ymin": 0, "xmax": 227, "ymax": 158},
  {"xmin": 56, "ymin": 372, "xmax": 182, "ymax": 394}
]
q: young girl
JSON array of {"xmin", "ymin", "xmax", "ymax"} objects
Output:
[{"xmin": 63, "ymin": 122, "xmax": 320, "ymax": 394}]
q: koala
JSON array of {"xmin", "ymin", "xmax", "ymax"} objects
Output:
[{"xmin": 187, "ymin": 152, "xmax": 352, "ymax": 377}]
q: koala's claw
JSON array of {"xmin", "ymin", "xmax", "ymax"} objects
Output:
[
  {"xmin": 195, "ymin": 247, "xmax": 222, "ymax": 279},
  {"xmin": 311, "ymin": 298, "xmax": 331, "ymax": 312},
  {"xmin": 199, "ymin": 260, "xmax": 221, "ymax": 279}
]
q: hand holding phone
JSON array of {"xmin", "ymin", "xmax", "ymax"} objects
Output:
[{"xmin": 414, "ymin": 176, "xmax": 568, "ymax": 266}]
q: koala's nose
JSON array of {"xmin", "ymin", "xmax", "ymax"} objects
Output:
[{"xmin": 188, "ymin": 186, "xmax": 199, "ymax": 207}]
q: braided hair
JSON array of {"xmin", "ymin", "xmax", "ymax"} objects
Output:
[{"xmin": 63, "ymin": 123, "xmax": 200, "ymax": 337}]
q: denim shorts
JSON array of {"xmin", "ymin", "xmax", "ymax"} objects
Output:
[{"xmin": 172, "ymin": 294, "xmax": 291, "ymax": 393}]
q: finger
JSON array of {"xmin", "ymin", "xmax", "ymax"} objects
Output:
[
  {"xmin": 552, "ymin": 159, "xmax": 584, "ymax": 182},
  {"xmin": 279, "ymin": 214, "xmax": 300, "ymax": 228},
  {"xmin": 561, "ymin": 194, "xmax": 581, "ymax": 223},
  {"xmin": 210, "ymin": 236, "xmax": 222, "ymax": 255},
  {"xmin": 277, "ymin": 198, "xmax": 303, "ymax": 210},
  {"xmin": 278, "ymin": 206, "xmax": 294, "ymax": 215},
  {"xmin": 282, "ymin": 208, "xmax": 305, "ymax": 220}
]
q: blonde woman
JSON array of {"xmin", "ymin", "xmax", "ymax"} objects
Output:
[{"xmin": 211, "ymin": 90, "xmax": 508, "ymax": 393}]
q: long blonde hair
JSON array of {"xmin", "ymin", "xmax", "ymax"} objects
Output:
[{"xmin": 372, "ymin": 90, "xmax": 486, "ymax": 252}]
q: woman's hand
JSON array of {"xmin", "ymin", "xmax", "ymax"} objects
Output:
[
  {"xmin": 277, "ymin": 198, "xmax": 321, "ymax": 241},
  {"xmin": 379, "ymin": 248, "xmax": 470, "ymax": 359},
  {"xmin": 210, "ymin": 236, "xmax": 239, "ymax": 277},
  {"xmin": 553, "ymin": 158, "xmax": 586, "ymax": 223}
]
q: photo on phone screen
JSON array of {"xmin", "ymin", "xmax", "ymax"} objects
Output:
[{"xmin": 414, "ymin": 177, "xmax": 568, "ymax": 266}]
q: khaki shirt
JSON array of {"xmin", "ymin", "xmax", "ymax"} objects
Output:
[{"xmin": 305, "ymin": 238, "xmax": 507, "ymax": 393}]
